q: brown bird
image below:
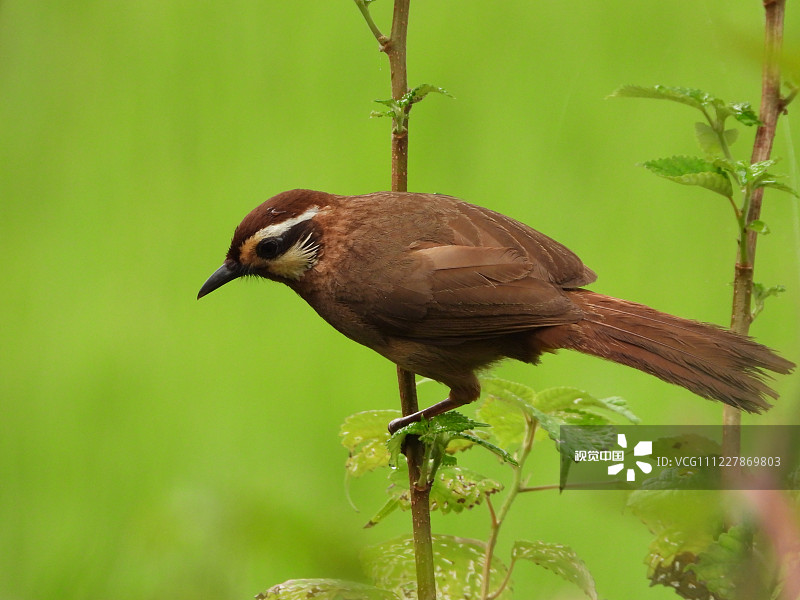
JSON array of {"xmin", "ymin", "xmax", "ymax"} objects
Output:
[{"xmin": 198, "ymin": 189, "xmax": 794, "ymax": 431}]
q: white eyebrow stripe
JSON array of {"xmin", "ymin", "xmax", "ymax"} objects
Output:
[{"xmin": 253, "ymin": 206, "xmax": 319, "ymax": 240}]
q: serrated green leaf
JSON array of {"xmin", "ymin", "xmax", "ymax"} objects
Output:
[
  {"xmin": 480, "ymin": 378, "xmax": 557, "ymax": 430},
  {"xmin": 362, "ymin": 535, "xmax": 512, "ymax": 600},
  {"xmin": 686, "ymin": 526, "xmax": 755, "ymax": 599},
  {"xmin": 365, "ymin": 496, "xmax": 402, "ymax": 528},
  {"xmin": 627, "ymin": 489, "xmax": 723, "ymax": 576},
  {"xmin": 713, "ymin": 157, "xmax": 749, "ymax": 187},
  {"xmin": 758, "ymin": 178, "xmax": 800, "ymax": 197},
  {"xmin": 729, "ymin": 102, "xmax": 760, "ymax": 126},
  {"xmin": 647, "ymin": 552, "xmax": 710, "ymax": 598},
  {"xmin": 369, "ymin": 110, "xmax": 393, "ymax": 119},
  {"xmin": 429, "ymin": 465, "xmax": 503, "ymax": 513},
  {"xmin": 596, "ymin": 396, "xmax": 641, "ymax": 424},
  {"xmin": 476, "ymin": 393, "xmax": 529, "ymax": 454},
  {"xmin": 404, "ymin": 83, "xmax": 454, "ymax": 105},
  {"xmin": 390, "ymin": 412, "xmax": 484, "ymax": 441},
  {"xmin": 645, "ymin": 529, "xmax": 715, "ymax": 581},
  {"xmin": 341, "ymin": 410, "xmax": 400, "ymax": 477},
  {"xmin": 748, "ymin": 158, "xmax": 779, "ymax": 181},
  {"xmin": 642, "ymin": 156, "xmax": 733, "ymax": 198},
  {"xmin": 481, "ymin": 377, "xmax": 537, "ymax": 409},
  {"xmin": 386, "ymin": 412, "xmax": 493, "ymax": 484},
  {"xmin": 511, "ymin": 540, "xmax": 598, "ymax": 600},
  {"xmin": 382, "ymin": 462, "xmax": 503, "ymax": 520},
  {"xmin": 455, "ymin": 432, "xmax": 518, "ymax": 466},
  {"xmin": 256, "ymin": 579, "xmax": 399, "ymax": 600},
  {"xmin": 609, "ymin": 85, "xmax": 715, "ymax": 111},
  {"xmin": 534, "ymin": 387, "xmax": 639, "ymax": 424},
  {"xmin": 747, "ymin": 219, "xmax": 770, "ymax": 234},
  {"xmin": 387, "ymin": 412, "xmax": 487, "ymax": 462}
]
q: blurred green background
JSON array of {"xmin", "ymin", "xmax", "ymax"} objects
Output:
[{"xmin": 1, "ymin": 1, "xmax": 798, "ymax": 599}]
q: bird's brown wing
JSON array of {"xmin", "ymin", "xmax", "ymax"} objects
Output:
[
  {"xmin": 445, "ymin": 200, "xmax": 597, "ymax": 288},
  {"xmin": 362, "ymin": 243, "xmax": 585, "ymax": 343}
]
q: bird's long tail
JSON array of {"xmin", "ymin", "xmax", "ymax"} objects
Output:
[{"xmin": 559, "ymin": 289, "xmax": 794, "ymax": 412}]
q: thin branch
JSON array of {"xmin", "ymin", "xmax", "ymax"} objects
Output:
[
  {"xmin": 353, "ymin": 0, "xmax": 388, "ymax": 45},
  {"xmin": 480, "ymin": 417, "xmax": 536, "ymax": 600},
  {"xmin": 724, "ymin": 0, "xmax": 788, "ymax": 465},
  {"xmin": 387, "ymin": 0, "xmax": 410, "ymax": 193},
  {"xmin": 366, "ymin": 1, "xmax": 436, "ymax": 598}
]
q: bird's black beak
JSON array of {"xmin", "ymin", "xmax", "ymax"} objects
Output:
[{"xmin": 197, "ymin": 262, "xmax": 242, "ymax": 299}]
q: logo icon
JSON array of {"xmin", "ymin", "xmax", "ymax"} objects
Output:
[{"xmin": 607, "ymin": 434, "xmax": 653, "ymax": 481}]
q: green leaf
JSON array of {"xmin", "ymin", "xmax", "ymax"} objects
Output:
[
  {"xmin": 371, "ymin": 84, "xmax": 452, "ymax": 133},
  {"xmin": 686, "ymin": 526, "xmax": 753, "ymax": 599},
  {"xmin": 748, "ymin": 158, "xmax": 779, "ymax": 181},
  {"xmin": 362, "ymin": 535, "xmax": 512, "ymax": 600},
  {"xmin": 480, "ymin": 377, "xmax": 538, "ymax": 410},
  {"xmin": 534, "ymin": 387, "xmax": 639, "ymax": 424},
  {"xmin": 428, "ymin": 465, "xmax": 503, "ymax": 513},
  {"xmin": 365, "ymin": 496, "xmax": 402, "ymax": 528},
  {"xmin": 256, "ymin": 579, "xmax": 399, "ymax": 600},
  {"xmin": 480, "ymin": 380, "xmax": 562, "ymax": 448},
  {"xmin": 723, "ymin": 128, "xmax": 739, "ymax": 146},
  {"xmin": 627, "ymin": 488, "xmax": 724, "ymax": 576},
  {"xmin": 715, "ymin": 157, "xmax": 799, "ymax": 196},
  {"xmin": 609, "ymin": 85, "xmax": 715, "ymax": 111},
  {"xmin": 757, "ymin": 178, "xmax": 800, "ymax": 197},
  {"xmin": 729, "ymin": 101, "xmax": 760, "ymax": 126},
  {"xmin": 747, "ymin": 219, "xmax": 770, "ymax": 234},
  {"xmin": 476, "ymin": 390, "xmax": 530, "ymax": 454},
  {"xmin": 596, "ymin": 395, "xmax": 641, "ymax": 424},
  {"xmin": 694, "ymin": 122, "xmax": 722, "ymax": 155},
  {"xmin": 404, "ymin": 83, "xmax": 454, "ymax": 106},
  {"xmin": 535, "ymin": 388, "xmax": 637, "ymax": 489},
  {"xmin": 455, "ymin": 432, "xmax": 518, "ymax": 466},
  {"xmin": 369, "ymin": 109, "xmax": 393, "ymax": 119},
  {"xmin": 713, "ymin": 157, "xmax": 749, "ymax": 187},
  {"xmin": 341, "ymin": 410, "xmax": 400, "ymax": 477},
  {"xmin": 647, "ymin": 552, "xmax": 711, "ymax": 599},
  {"xmin": 387, "ymin": 413, "xmax": 487, "ymax": 462},
  {"xmin": 752, "ymin": 282, "xmax": 786, "ymax": 320},
  {"xmin": 641, "ymin": 156, "xmax": 733, "ymax": 198},
  {"xmin": 511, "ymin": 540, "xmax": 598, "ymax": 600},
  {"xmin": 386, "ymin": 412, "xmax": 496, "ymax": 484},
  {"xmin": 375, "ymin": 462, "xmax": 503, "ymax": 524}
]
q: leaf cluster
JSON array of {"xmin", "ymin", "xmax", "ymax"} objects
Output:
[
  {"xmin": 329, "ymin": 378, "xmax": 639, "ymax": 599},
  {"xmin": 611, "ymin": 84, "xmax": 797, "ymax": 316},
  {"xmin": 371, "ymin": 84, "xmax": 453, "ymax": 133},
  {"xmin": 625, "ymin": 434, "xmax": 800, "ymax": 600}
]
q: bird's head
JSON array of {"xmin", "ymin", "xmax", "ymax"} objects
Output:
[{"xmin": 198, "ymin": 189, "xmax": 331, "ymax": 299}]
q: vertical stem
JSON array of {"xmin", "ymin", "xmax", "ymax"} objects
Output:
[
  {"xmin": 480, "ymin": 418, "xmax": 536, "ymax": 600},
  {"xmin": 388, "ymin": 0, "xmax": 410, "ymax": 193},
  {"xmin": 382, "ymin": 2, "xmax": 436, "ymax": 599},
  {"xmin": 354, "ymin": 3, "xmax": 433, "ymax": 594},
  {"xmin": 723, "ymin": 0, "xmax": 786, "ymax": 462}
]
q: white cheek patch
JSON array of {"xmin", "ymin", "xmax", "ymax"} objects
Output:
[
  {"xmin": 253, "ymin": 206, "xmax": 320, "ymax": 241},
  {"xmin": 268, "ymin": 233, "xmax": 320, "ymax": 280}
]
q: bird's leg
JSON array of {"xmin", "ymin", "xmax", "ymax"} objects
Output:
[{"xmin": 388, "ymin": 385, "xmax": 479, "ymax": 433}]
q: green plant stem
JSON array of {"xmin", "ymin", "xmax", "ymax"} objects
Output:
[
  {"xmin": 359, "ymin": 1, "xmax": 437, "ymax": 598},
  {"xmin": 724, "ymin": 0, "xmax": 788, "ymax": 461},
  {"xmin": 399, "ymin": 366, "xmax": 435, "ymax": 600},
  {"xmin": 480, "ymin": 416, "xmax": 537, "ymax": 600},
  {"xmin": 353, "ymin": 0, "xmax": 388, "ymax": 45},
  {"xmin": 387, "ymin": 0, "xmax": 410, "ymax": 191}
]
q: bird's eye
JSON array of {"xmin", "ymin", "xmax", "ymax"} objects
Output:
[{"xmin": 256, "ymin": 238, "xmax": 282, "ymax": 260}]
